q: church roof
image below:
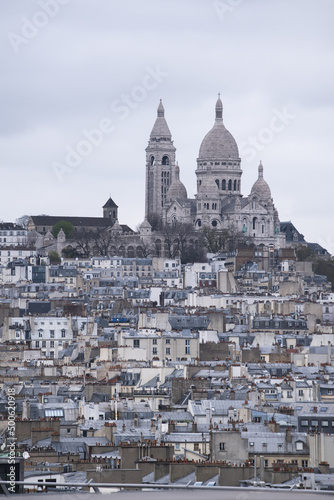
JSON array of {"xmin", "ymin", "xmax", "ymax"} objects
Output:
[
  {"xmin": 110, "ymin": 220, "xmax": 122, "ymax": 231},
  {"xmin": 150, "ymin": 100, "xmax": 172, "ymax": 139},
  {"xmin": 103, "ymin": 197, "xmax": 118, "ymax": 208},
  {"xmin": 44, "ymin": 230, "xmax": 54, "ymax": 240},
  {"xmin": 250, "ymin": 162, "xmax": 271, "ymax": 201},
  {"xmin": 221, "ymin": 196, "xmax": 249, "ymax": 214},
  {"xmin": 280, "ymin": 221, "xmax": 306, "ymax": 243},
  {"xmin": 198, "ymin": 96, "xmax": 239, "ymax": 159},
  {"xmin": 29, "ymin": 216, "xmax": 133, "ymax": 233}
]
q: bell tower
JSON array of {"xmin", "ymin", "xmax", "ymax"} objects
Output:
[{"xmin": 145, "ymin": 100, "xmax": 176, "ymax": 222}]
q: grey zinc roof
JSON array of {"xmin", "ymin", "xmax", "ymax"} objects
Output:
[
  {"xmin": 296, "ymin": 402, "xmax": 334, "ymax": 415},
  {"xmin": 295, "ymin": 381, "xmax": 311, "ymax": 388},
  {"xmin": 152, "ymin": 473, "xmax": 170, "ymax": 484},
  {"xmin": 164, "ymin": 432, "xmax": 210, "ymax": 443},
  {"xmin": 31, "ymin": 436, "xmax": 111, "ymax": 452},
  {"xmin": 141, "ymin": 375, "xmax": 160, "ymax": 388},
  {"xmin": 157, "ymin": 411, "xmax": 193, "ymax": 422},
  {"xmin": 241, "ymin": 430, "xmax": 308, "ymax": 455},
  {"xmin": 173, "ymin": 471, "xmax": 196, "ymax": 485},
  {"xmin": 188, "ymin": 399, "xmax": 244, "ymax": 416}
]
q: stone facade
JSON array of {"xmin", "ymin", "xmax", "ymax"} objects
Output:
[{"xmin": 146, "ymin": 96, "xmax": 286, "ymax": 249}]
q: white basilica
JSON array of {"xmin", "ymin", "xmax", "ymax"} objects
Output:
[{"xmin": 145, "ymin": 96, "xmax": 285, "ymax": 248}]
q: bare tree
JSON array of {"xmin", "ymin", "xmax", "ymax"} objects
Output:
[
  {"xmin": 162, "ymin": 221, "xmax": 197, "ymax": 261},
  {"xmin": 202, "ymin": 226, "xmax": 230, "ymax": 253},
  {"xmin": 202, "ymin": 225, "xmax": 251, "ymax": 253},
  {"xmin": 139, "ymin": 240, "xmax": 155, "ymax": 258},
  {"xmin": 91, "ymin": 227, "xmax": 118, "ymax": 256},
  {"xmin": 73, "ymin": 228, "xmax": 94, "ymax": 258},
  {"xmin": 16, "ymin": 215, "xmax": 30, "ymax": 229},
  {"xmin": 225, "ymin": 225, "xmax": 251, "ymax": 252}
]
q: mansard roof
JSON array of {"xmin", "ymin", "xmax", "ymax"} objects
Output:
[{"xmin": 221, "ymin": 196, "xmax": 249, "ymax": 214}]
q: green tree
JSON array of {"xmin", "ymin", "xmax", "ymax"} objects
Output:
[
  {"xmin": 52, "ymin": 220, "xmax": 75, "ymax": 239},
  {"xmin": 48, "ymin": 250, "xmax": 61, "ymax": 264}
]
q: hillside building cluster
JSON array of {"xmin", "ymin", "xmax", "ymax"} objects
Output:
[{"xmin": 0, "ymin": 98, "xmax": 333, "ymax": 493}]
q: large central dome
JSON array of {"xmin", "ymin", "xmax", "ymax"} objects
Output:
[{"xmin": 198, "ymin": 96, "xmax": 239, "ymax": 159}]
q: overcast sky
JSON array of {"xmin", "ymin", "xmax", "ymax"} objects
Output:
[{"xmin": 1, "ymin": 0, "xmax": 334, "ymax": 253}]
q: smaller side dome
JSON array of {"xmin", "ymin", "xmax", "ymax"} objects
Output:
[
  {"xmin": 166, "ymin": 164, "xmax": 187, "ymax": 201},
  {"xmin": 250, "ymin": 161, "xmax": 271, "ymax": 201}
]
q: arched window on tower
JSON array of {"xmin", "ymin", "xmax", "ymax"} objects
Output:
[
  {"xmin": 238, "ymin": 180, "xmax": 240, "ymax": 191},
  {"xmin": 222, "ymin": 179, "xmax": 226, "ymax": 190},
  {"xmin": 161, "ymin": 171, "xmax": 170, "ymax": 206},
  {"xmin": 233, "ymin": 180, "xmax": 237, "ymax": 191},
  {"xmin": 228, "ymin": 180, "xmax": 232, "ymax": 191},
  {"xmin": 162, "ymin": 155, "xmax": 169, "ymax": 165},
  {"xmin": 253, "ymin": 217, "xmax": 257, "ymax": 230},
  {"xmin": 215, "ymin": 179, "xmax": 220, "ymax": 189},
  {"xmin": 150, "ymin": 155, "xmax": 155, "ymax": 166}
]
